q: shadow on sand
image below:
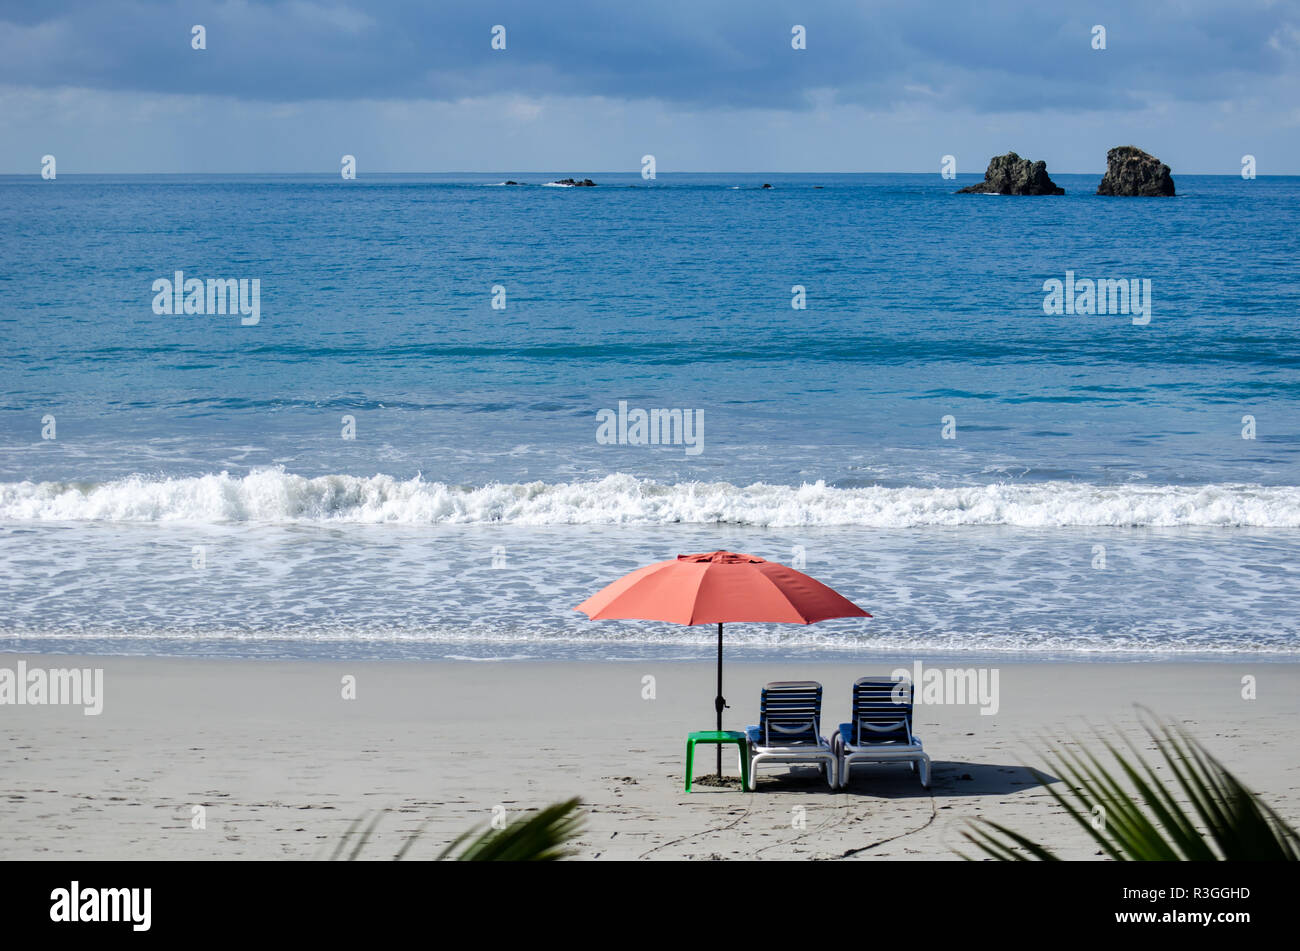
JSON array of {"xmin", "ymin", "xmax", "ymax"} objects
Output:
[{"xmin": 748, "ymin": 760, "xmax": 1054, "ymax": 798}]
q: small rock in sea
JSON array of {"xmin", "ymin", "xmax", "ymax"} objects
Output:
[
  {"xmin": 552, "ymin": 177, "xmax": 596, "ymax": 187},
  {"xmin": 761, "ymin": 183, "xmax": 773, "ymax": 188},
  {"xmin": 957, "ymin": 152, "xmax": 1064, "ymax": 195},
  {"xmin": 1096, "ymin": 145, "xmax": 1175, "ymax": 196},
  {"xmin": 504, "ymin": 180, "xmax": 519, "ymax": 185}
]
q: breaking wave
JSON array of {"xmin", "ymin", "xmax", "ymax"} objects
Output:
[{"xmin": 2, "ymin": 470, "xmax": 1299, "ymax": 527}]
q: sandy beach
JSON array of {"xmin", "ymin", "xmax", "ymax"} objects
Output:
[{"xmin": 2, "ymin": 655, "xmax": 1296, "ymax": 861}]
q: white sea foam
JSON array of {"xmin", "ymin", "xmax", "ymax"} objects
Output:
[{"xmin": 2, "ymin": 470, "xmax": 1299, "ymax": 527}]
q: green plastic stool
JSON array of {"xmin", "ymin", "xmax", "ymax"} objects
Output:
[{"xmin": 685, "ymin": 730, "xmax": 751, "ymax": 792}]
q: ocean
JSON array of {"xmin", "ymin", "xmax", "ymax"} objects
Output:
[{"xmin": 1, "ymin": 172, "xmax": 1297, "ymax": 660}]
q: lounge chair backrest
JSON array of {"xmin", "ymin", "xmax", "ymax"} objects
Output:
[
  {"xmin": 852, "ymin": 677, "xmax": 914, "ymax": 745},
  {"xmin": 760, "ymin": 681, "xmax": 823, "ymax": 746}
]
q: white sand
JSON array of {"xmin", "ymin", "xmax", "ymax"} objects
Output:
[{"xmin": 1, "ymin": 655, "xmax": 1296, "ymax": 860}]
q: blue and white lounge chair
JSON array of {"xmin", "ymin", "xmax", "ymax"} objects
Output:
[
  {"xmin": 833, "ymin": 677, "xmax": 931, "ymax": 788},
  {"xmin": 745, "ymin": 681, "xmax": 837, "ymax": 790}
]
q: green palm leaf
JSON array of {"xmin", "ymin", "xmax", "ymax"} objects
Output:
[
  {"xmin": 438, "ymin": 798, "xmax": 584, "ymax": 862},
  {"xmin": 330, "ymin": 798, "xmax": 584, "ymax": 861},
  {"xmin": 961, "ymin": 712, "xmax": 1299, "ymax": 861}
]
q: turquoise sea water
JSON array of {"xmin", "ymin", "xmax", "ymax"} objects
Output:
[{"xmin": 1, "ymin": 172, "xmax": 1297, "ymax": 659}]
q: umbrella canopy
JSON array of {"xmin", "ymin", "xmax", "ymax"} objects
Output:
[
  {"xmin": 575, "ymin": 550, "xmax": 870, "ymax": 779},
  {"xmin": 575, "ymin": 550, "xmax": 869, "ymax": 626}
]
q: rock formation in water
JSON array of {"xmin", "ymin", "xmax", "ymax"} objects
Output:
[
  {"xmin": 1096, "ymin": 146, "xmax": 1175, "ymax": 196},
  {"xmin": 957, "ymin": 152, "xmax": 1064, "ymax": 195}
]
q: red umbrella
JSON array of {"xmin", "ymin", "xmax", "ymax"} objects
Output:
[{"xmin": 575, "ymin": 550, "xmax": 870, "ymax": 778}]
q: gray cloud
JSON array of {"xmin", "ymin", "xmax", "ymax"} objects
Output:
[{"xmin": 0, "ymin": 0, "xmax": 1295, "ymax": 113}]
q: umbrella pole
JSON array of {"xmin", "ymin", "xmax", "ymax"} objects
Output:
[{"xmin": 715, "ymin": 621, "xmax": 724, "ymax": 777}]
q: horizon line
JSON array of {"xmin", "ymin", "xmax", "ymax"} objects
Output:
[{"xmin": 4, "ymin": 170, "xmax": 1295, "ymax": 178}]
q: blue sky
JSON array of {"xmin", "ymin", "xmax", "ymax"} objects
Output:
[{"xmin": 1, "ymin": 0, "xmax": 1297, "ymax": 173}]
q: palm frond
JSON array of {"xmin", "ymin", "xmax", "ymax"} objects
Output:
[
  {"xmin": 962, "ymin": 712, "xmax": 1299, "ymax": 861},
  {"xmin": 326, "ymin": 812, "xmax": 373, "ymax": 862},
  {"xmin": 443, "ymin": 798, "xmax": 584, "ymax": 862},
  {"xmin": 330, "ymin": 798, "xmax": 584, "ymax": 861}
]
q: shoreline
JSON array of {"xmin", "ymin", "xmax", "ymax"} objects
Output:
[
  {"xmin": 6, "ymin": 641, "xmax": 1300, "ymax": 665},
  {"xmin": 3, "ymin": 654, "xmax": 1296, "ymax": 860}
]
